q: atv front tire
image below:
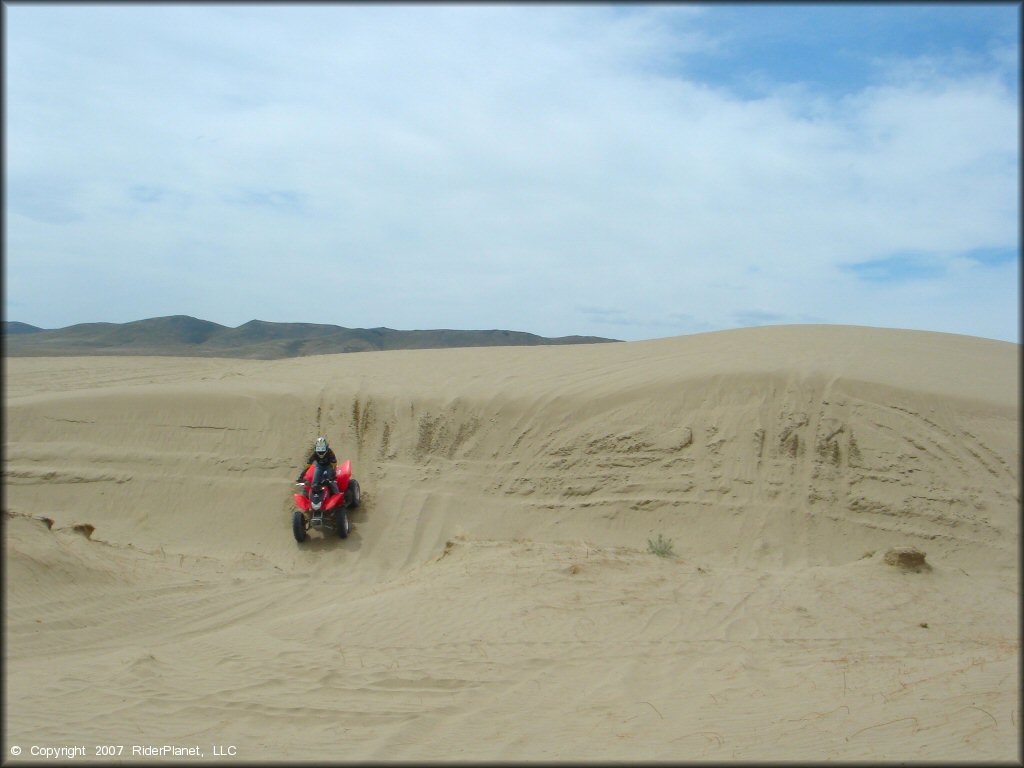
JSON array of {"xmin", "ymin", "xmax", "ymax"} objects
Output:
[
  {"xmin": 336, "ymin": 509, "xmax": 349, "ymax": 538},
  {"xmin": 292, "ymin": 511, "xmax": 307, "ymax": 543}
]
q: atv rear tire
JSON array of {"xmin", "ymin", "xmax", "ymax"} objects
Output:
[
  {"xmin": 336, "ymin": 509, "xmax": 349, "ymax": 538},
  {"xmin": 292, "ymin": 511, "xmax": 307, "ymax": 543},
  {"xmin": 345, "ymin": 478, "xmax": 361, "ymax": 509}
]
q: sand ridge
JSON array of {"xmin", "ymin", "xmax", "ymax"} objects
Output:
[{"xmin": 3, "ymin": 325, "xmax": 1019, "ymax": 761}]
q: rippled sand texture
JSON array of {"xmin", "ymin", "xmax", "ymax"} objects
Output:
[{"xmin": 4, "ymin": 325, "xmax": 1019, "ymax": 761}]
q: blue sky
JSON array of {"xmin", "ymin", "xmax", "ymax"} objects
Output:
[{"xmin": 4, "ymin": 3, "xmax": 1019, "ymax": 342}]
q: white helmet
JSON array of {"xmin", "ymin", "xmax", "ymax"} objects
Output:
[{"xmin": 315, "ymin": 436, "xmax": 328, "ymax": 457}]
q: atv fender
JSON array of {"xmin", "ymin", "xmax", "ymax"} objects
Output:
[
  {"xmin": 336, "ymin": 460, "xmax": 352, "ymax": 491},
  {"xmin": 324, "ymin": 491, "xmax": 346, "ymax": 510}
]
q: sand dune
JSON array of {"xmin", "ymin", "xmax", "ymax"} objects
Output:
[{"xmin": 4, "ymin": 325, "xmax": 1019, "ymax": 761}]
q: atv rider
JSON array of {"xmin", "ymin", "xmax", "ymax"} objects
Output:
[{"xmin": 296, "ymin": 436, "xmax": 341, "ymax": 497}]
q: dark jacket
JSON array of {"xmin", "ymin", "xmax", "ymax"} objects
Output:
[
  {"xmin": 297, "ymin": 448, "xmax": 337, "ymax": 481},
  {"xmin": 305, "ymin": 448, "xmax": 338, "ymax": 467}
]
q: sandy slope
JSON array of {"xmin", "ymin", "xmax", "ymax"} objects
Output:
[{"xmin": 3, "ymin": 325, "xmax": 1019, "ymax": 762}]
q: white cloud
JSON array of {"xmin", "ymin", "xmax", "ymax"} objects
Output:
[{"xmin": 5, "ymin": 4, "xmax": 1019, "ymax": 341}]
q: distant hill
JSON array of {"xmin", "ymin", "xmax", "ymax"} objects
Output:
[
  {"xmin": 3, "ymin": 321, "xmax": 45, "ymax": 335},
  {"xmin": 2, "ymin": 315, "xmax": 620, "ymax": 359}
]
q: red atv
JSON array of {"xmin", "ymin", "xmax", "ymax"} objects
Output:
[{"xmin": 292, "ymin": 460, "xmax": 361, "ymax": 542}]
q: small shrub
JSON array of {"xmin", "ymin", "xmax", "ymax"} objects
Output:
[
  {"xmin": 647, "ymin": 533, "xmax": 675, "ymax": 558},
  {"xmin": 884, "ymin": 546, "xmax": 929, "ymax": 572}
]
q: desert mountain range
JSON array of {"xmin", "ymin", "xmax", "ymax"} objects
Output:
[{"xmin": 2, "ymin": 315, "xmax": 617, "ymax": 358}]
